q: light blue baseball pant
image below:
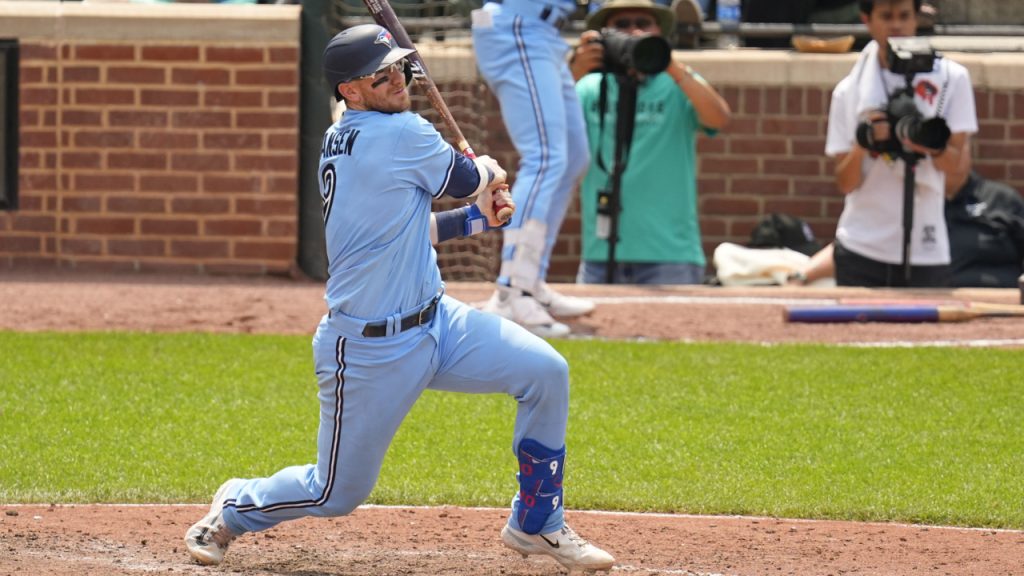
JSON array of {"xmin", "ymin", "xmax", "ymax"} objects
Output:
[
  {"xmin": 472, "ymin": 0, "xmax": 589, "ymax": 290},
  {"xmin": 220, "ymin": 295, "xmax": 569, "ymax": 536}
]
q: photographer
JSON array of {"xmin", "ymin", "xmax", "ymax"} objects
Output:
[
  {"xmin": 825, "ymin": 0, "xmax": 977, "ymax": 287},
  {"xmin": 570, "ymin": 0, "xmax": 731, "ymax": 285}
]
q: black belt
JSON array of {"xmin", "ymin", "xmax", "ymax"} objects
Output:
[
  {"xmin": 491, "ymin": 0, "xmax": 567, "ymax": 28},
  {"xmin": 361, "ymin": 295, "xmax": 440, "ymax": 338}
]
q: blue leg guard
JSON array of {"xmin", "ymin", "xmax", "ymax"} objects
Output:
[{"xmin": 516, "ymin": 439, "xmax": 565, "ymax": 535}]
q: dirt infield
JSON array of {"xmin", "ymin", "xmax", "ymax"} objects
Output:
[{"xmin": 2, "ymin": 271, "xmax": 1023, "ymax": 576}]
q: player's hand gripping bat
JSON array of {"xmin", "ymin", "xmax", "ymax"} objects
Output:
[{"xmin": 360, "ymin": 0, "xmax": 515, "ymax": 224}]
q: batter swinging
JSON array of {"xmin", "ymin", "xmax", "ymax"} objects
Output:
[{"xmin": 183, "ymin": 24, "xmax": 614, "ymax": 573}]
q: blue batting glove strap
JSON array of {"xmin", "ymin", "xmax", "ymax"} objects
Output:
[
  {"xmin": 463, "ymin": 204, "xmax": 490, "ymax": 236},
  {"xmin": 515, "ymin": 439, "xmax": 565, "ymax": 535}
]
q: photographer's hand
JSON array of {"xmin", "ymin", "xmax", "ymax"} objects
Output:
[{"xmin": 570, "ymin": 30, "xmax": 604, "ymax": 82}]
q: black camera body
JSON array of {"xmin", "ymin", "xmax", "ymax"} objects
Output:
[
  {"xmin": 598, "ymin": 29, "xmax": 671, "ymax": 76},
  {"xmin": 856, "ymin": 37, "xmax": 950, "ymax": 158}
]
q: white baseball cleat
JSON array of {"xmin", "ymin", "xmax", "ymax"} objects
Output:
[
  {"xmin": 184, "ymin": 478, "xmax": 241, "ymax": 566},
  {"xmin": 483, "ymin": 288, "xmax": 571, "ymax": 338},
  {"xmin": 533, "ymin": 282, "xmax": 596, "ymax": 318},
  {"xmin": 501, "ymin": 524, "xmax": 615, "ymax": 572}
]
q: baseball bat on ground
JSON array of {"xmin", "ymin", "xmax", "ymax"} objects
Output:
[
  {"xmin": 359, "ymin": 0, "xmax": 513, "ymax": 223},
  {"xmin": 784, "ymin": 303, "xmax": 1024, "ymax": 323}
]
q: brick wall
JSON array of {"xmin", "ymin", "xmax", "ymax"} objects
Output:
[{"xmin": 1, "ymin": 3, "xmax": 301, "ymax": 274}]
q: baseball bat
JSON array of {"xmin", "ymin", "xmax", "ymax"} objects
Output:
[
  {"xmin": 784, "ymin": 303, "xmax": 1024, "ymax": 323},
  {"xmin": 359, "ymin": 0, "xmax": 513, "ymax": 223}
]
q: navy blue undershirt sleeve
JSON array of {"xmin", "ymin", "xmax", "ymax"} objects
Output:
[{"xmin": 444, "ymin": 153, "xmax": 483, "ymax": 199}]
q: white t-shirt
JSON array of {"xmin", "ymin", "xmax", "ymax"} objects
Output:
[{"xmin": 825, "ymin": 43, "xmax": 978, "ymax": 265}]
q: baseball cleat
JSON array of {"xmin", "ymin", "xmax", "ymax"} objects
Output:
[
  {"xmin": 184, "ymin": 478, "xmax": 240, "ymax": 566},
  {"xmin": 483, "ymin": 288, "xmax": 571, "ymax": 338},
  {"xmin": 533, "ymin": 282, "xmax": 596, "ymax": 318},
  {"xmin": 501, "ymin": 524, "xmax": 615, "ymax": 572}
]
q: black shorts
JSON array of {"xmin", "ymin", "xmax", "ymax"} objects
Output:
[{"xmin": 833, "ymin": 240, "xmax": 950, "ymax": 288}]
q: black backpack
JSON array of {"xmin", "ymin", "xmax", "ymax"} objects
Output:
[{"xmin": 748, "ymin": 213, "xmax": 822, "ymax": 256}]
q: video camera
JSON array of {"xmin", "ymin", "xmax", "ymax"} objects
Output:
[
  {"xmin": 596, "ymin": 28, "xmax": 671, "ymax": 76},
  {"xmin": 856, "ymin": 37, "xmax": 951, "ymax": 158}
]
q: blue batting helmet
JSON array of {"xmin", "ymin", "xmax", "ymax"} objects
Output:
[{"xmin": 323, "ymin": 24, "xmax": 416, "ymax": 98}]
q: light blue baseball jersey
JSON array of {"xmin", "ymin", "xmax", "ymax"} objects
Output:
[{"xmin": 319, "ymin": 109, "xmax": 456, "ymax": 320}]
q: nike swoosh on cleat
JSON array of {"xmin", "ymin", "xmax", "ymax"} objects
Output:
[{"xmin": 539, "ymin": 534, "xmax": 560, "ymax": 549}]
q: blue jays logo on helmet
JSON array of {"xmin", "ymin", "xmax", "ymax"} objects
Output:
[{"xmin": 375, "ymin": 29, "xmax": 394, "ymax": 48}]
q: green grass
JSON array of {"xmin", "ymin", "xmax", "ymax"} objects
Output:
[{"xmin": 1, "ymin": 332, "xmax": 1022, "ymax": 529}]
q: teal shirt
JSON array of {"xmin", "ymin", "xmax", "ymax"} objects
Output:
[{"xmin": 576, "ymin": 72, "xmax": 711, "ymax": 265}]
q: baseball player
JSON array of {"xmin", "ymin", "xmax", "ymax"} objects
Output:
[
  {"xmin": 472, "ymin": 0, "xmax": 597, "ymax": 337},
  {"xmin": 183, "ymin": 24, "xmax": 614, "ymax": 573}
]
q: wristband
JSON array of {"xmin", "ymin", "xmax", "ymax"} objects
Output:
[{"xmin": 463, "ymin": 204, "xmax": 490, "ymax": 236}]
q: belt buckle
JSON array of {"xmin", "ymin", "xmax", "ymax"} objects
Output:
[{"xmin": 417, "ymin": 301, "xmax": 434, "ymax": 325}]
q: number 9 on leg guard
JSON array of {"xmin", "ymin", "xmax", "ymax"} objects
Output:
[{"xmin": 515, "ymin": 439, "xmax": 565, "ymax": 534}]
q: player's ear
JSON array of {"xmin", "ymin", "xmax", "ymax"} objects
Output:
[{"xmin": 338, "ymin": 82, "xmax": 361, "ymax": 104}]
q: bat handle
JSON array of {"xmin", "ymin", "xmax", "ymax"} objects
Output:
[{"xmin": 458, "ymin": 140, "xmax": 513, "ymax": 224}]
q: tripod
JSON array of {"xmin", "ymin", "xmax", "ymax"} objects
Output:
[{"xmin": 597, "ymin": 73, "xmax": 639, "ymax": 284}]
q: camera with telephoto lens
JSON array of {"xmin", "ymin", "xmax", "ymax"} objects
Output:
[
  {"xmin": 856, "ymin": 37, "xmax": 951, "ymax": 157},
  {"xmin": 597, "ymin": 28, "xmax": 671, "ymax": 76}
]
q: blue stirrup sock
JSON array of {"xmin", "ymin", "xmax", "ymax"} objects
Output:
[{"xmin": 515, "ymin": 439, "xmax": 565, "ymax": 535}]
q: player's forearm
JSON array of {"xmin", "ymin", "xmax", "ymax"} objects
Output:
[
  {"xmin": 931, "ymin": 132, "xmax": 970, "ymax": 186},
  {"xmin": 834, "ymin": 147, "xmax": 866, "ymax": 194},
  {"xmin": 430, "ymin": 205, "xmax": 493, "ymax": 245},
  {"xmin": 669, "ymin": 63, "xmax": 731, "ymax": 130}
]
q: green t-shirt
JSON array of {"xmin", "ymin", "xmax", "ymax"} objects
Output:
[{"xmin": 576, "ymin": 72, "xmax": 711, "ymax": 265}]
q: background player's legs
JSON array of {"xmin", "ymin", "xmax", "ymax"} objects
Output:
[
  {"xmin": 427, "ymin": 297, "xmax": 568, "ymax": 534},
  {"xmin": 221, "ymin": 319, "xmax": 436, "ymax": 535}
]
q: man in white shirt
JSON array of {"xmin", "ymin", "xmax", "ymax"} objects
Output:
[{"xmin": 825, "ymin": 0, "xmax": 977, "ymax": 287}]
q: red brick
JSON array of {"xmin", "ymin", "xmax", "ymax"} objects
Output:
[
  {"xmin": 172, "ymin": 111, "xmax": 231, "ymax": 128},
  {"xmin": 206, "ymin": 46, "xmax": 263, "ymax": 63},
  {"xmin": 62, "ymin": 66, "xmax": 101, "ymax": 83},
  {"xmin": 109, "ymin": 111, "xmax": 168, "ymax": 127},
  {"xmin": 140, "ymin": 174, "xmax": 199, "ymax": 193},
  {"xmin": 75, "ymin": 88, "xmax": 134, "ymax": 105},
  {"xmin": 791, "ymin": 139, "xmax": 828, "ymax": 156},
  {"xmin": 236, "ymin": 198, "xmax": 295, "ymax": 214},
  {"xmin": 203, "ymin": 133, "xmax": 262, "ymax": 150},
  {"xmin": 699, "ymin": 157, "xmax": 759, "ymax": 175},
  {"xmin": 794, "ymin": 179, "xmax": 841, "ymax": 196},
  {"xmin": 785, "ymin": 89, "xmax": 803, "ymax": 115},
  {"xmin": 141, "ymin": 90, "xmax": 199, "ymax": 107},
  {"xmin": 203, "ymin": 175, "xmax": 263, "ymax": 194},
  {"xmin": 75, "ymin": 174, "xmax": 135, "ymax": 192},
  {"xmin": 731, "ymin": 178, "xmax": 790, "ymax": 195},
  {"xmin": 740, "ymin": 87, "xmax": 762, "ymax": 114},
  {"xmin": 267, "ymin": 220, "xmax": 296, "ymax": 237},
  {"xmin": 20, "ymin": 109, "xmax": 39, "ymax": 127},
  {"xmin": 171, "ymin": 239, "xmax": 229, "ymax": 258},
  {"xmin": 61, "ymin": 152, "xmax": 102, "ymax": 169},
  {"xmin": 142, "ymin": 46, "xmax": 200, "ymax": 61},
  {"xmin": 171, "ymin": 153, "xmax": 229, "ymax": 172},
  {"xmin": 204, "ymin": 219, "xmax": 263, "ymax": 236},
  {"xmin": 234, "ymin": 240, "xmax": 295, "ymax": 260},
  {"xmin": 267, "ymin": 91, "xmax": 298, "ymax": 107},
  {"xmin": 21, "ymin": 130, "xmax": 58, "ymax": 148},
  {"xmin": 268, "ymin": 47, "xmax": 299, "ymax": 63},
  {"xmin": 22, "ymin": 88, "xmax": 58, "ymax": 105},
  {"xmin": 171, "ymin": 68, "xmax": 230, "ymax": 85},
  {"xmin": 701, "ymin": 196, "xmax": 761, "ymax": 215},
  {"xmin": 62, "ymin": 110, "xmax": 103, "ymax": 126},
  {"xmin": 171, "ymin": 197, "xmax": 230, "ymax": 214},
  {"xmin": 722, "ymin": 117, "xmax": 758, "ymax": 135},
  {"xmin": 141, "ymin": 218, "xmax": 198, "ymax": 235},
  {"xmin": 764, "ymin": 88, "xmax": 782, "ymax": 114},
  {"xmin": 235, "ymin": 154, "xmax": 296, "ymax": 172},
  {"xmin": 760, "ymin": 118, "xmax": 822, "ymax": 137},
  {"xmin": 138, "ymin": 133, "xmax": 199, "ymax": 149},
  {"xmin": 236, "ymin": 112, "xmax": 297, "ymax": 129},
  {"xmin": 20, "ymin": 152, "xmax": 41, "ymax": 169},
  {"xmin": 108, "ymin": 67, "xmax": 166, "ymax": 84},
  {"xmin": 764, "ymin": 158, "xmax": 822, "ymax": 177},
  {"xmin": 203, "ymin": 262, "xmax": 276, "ymax": 275},
  {"xmin": 60, "ymin": 238, "xmax": 103, "ymax": 255},
  {"xmin": 730, "ymin": 138, "xmax": 788, "ymax": 155},
  {"xmin": 267, "ymin": 133, "xmax": 298, "ymax": 150},
  {"xmin": 74, "ymin": 131, "xmax": 135, "ymax": 148},
  {"xmin": 108, "ymin": 239, "xmax": 166, "ymax": 257},
  {"xmin": 75, "ymin": 45, "xmax": 135, "ymax": 61},
  {"xmin": 107, "ymin": 196, "xmax": 167, "ymax": 213},
  {"xmin": 763, "ymin": 198, "xmax": 824, "ymax": 218},
  {"xmin": 204, "ymin": 90, "xmax": 263, "ymax": 108},
  {"xmin": 76, "ymin": 216, "xmax": 135, "ymax": 235},
  {"xmin": 20, "ymin": 44, "xmax": 57, "ymax": 60},
  {"xmin": 19, "ymin": 172, "xmax": 56, "ymax": 192},
  {"xmin": 109, "ymin": 152, "xmax": 168, "ymax": 170},
  {"xmin": 236, "ymin": 69, "xmax": 297, "ymax": 86},
  {"xmin": 993, "ymin": 93, "xmax": 1010, "ymax": 119},
  {"xmin": 0, "ymin": 236, "xmax": 43, "ymax": 252},
  {"xmin": 696, "ymin": 137, "xmax": 726, "ymax": 154},
  {"xmin": 11, "ymin": 215, "xmax": 57, "ymax": 233},
  {"xmin": 977, "ymin": 142, "xmax": 1024, "ymax": 160}
]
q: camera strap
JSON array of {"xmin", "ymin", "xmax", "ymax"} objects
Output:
[{"xmin": 594, "ymin": 72, "xmax": 635, "ymax": 177}]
